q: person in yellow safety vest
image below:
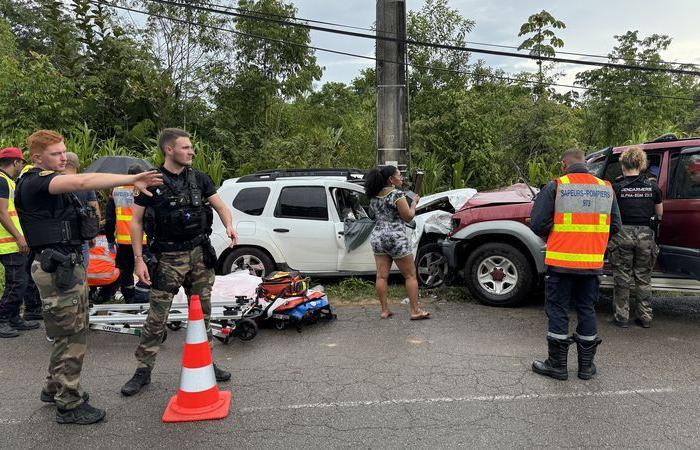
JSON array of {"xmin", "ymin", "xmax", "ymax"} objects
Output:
[
  {"xmin": 530, "ymin": 149, "xmax": 622, "ymax": 381},
  {"xmin": 99, "ymin": 165, "xmax": 148, "ymax": 303},
  {"xmin": 0, "ymin": 148, "xmax": 41, "ymax": 338}
]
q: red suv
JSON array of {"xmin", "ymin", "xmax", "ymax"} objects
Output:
[{"xmin": 442, "ymin": 136, "xmax": 700, "ymax": 306}]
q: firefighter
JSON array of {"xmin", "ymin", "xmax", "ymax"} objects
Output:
[{"xmin": 530, "ymin": 149, "xmax": 622, "ymax": 381}]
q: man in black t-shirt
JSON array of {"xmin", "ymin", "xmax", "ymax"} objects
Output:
[
  {"xmin": 120, "ymin": 128, "xmax": 238, "ymax": 397},
  {"xmin": 609, "ymin": 148, "xmax": 664, "ymax": 329},
  {"xmin": 16, "ymin": 130, "xmax": 162, "ymax": 425}
]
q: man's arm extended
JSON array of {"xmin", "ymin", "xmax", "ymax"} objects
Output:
[{"xmin": 48, "ymin": 171, "xmax": 162, "ymax": 195}]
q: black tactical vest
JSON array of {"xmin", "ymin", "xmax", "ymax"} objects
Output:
[{"xmin": 15, "ymin": 168, "xmax": 82, "ymax": 249}]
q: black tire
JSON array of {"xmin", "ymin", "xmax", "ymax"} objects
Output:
[
  {"xmin": 415, "ymin": 242, "xmax": 449, "ymax": 288},
  {"xmin": 233, "ymin": 318, "xmax": 258, "ymax": 341},
  {"xmin": 222, "ymin": 247, "xmax": 275, "ymax": 277},
  {"xmin": 465, "ymin": 242, "xmax": 534, "ymax": 307}
]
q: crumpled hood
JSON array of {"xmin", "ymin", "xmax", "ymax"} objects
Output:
[{"xmin": 462, "ymin": 183, "xmax": 537, "ymax": 209}]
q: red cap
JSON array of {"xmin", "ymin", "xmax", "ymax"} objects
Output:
[
  {"xmin": 688, "ymin": 159, "xmax": 700, "ymax": 174},
  {"xmin": 0, "ymin": 148, "xmax": 25, "ymax": 160}
]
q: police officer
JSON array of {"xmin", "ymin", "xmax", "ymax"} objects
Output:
[
  {"xmin": 16, "ymin": 130, "xmax": 162, "ymax": 424},
  {"xmin": 0, "ymin": 147, "xmax": 41, "ymax": 337},
  {"xmin": 121, "ymin": 128, "xmax": 238, "ymax": 397},
  {"xmin": 530, "ymin": 149, "xmax": 621, "ymax": 381},
  {"xmin": 609, "ymin": 148, "xmax": 663, "ymax": 329}
]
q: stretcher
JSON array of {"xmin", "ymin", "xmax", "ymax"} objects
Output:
[{"xmin": 88, "ymin": 296, "xmax": 262, "ymax": 344}]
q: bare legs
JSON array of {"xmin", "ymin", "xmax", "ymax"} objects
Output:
[
  {"xmin": 374, "ymin": 254, "xmax": 430, "ymax": 320},
  {"xmin": 374, "ymin": 255, "xmax": 393, "ymax": 318}
]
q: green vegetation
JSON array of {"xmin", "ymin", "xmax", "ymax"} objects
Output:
[{"xmin": 0, "ymin": 1, "xmax": 698, "ymax": 193}]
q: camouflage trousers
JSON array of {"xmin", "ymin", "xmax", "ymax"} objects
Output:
[
  {"xmin": 609, "ymin": 225, "xmax": 659, "ymax": 323},
  {"xmin": 31, "ymin": 259, "xmax": 89, "ymax": 410},
  {"xmin": 135, "ymin": 245, "xmax": 215, "ymax": 369}
]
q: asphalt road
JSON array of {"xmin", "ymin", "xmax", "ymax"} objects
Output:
[{"xmin": 1, "ymin": 292, "xmax": 700, "ymax": 449}]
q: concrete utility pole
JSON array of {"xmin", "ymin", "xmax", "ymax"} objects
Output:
[{"xmin": 376, "ymin": 0, "xmax": 409, "ymax": 172}]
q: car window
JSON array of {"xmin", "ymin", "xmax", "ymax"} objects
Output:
[
  {"xmin": 274, "ymin": 186, "xmax": 329, "ymax": 220},
  {"xmin": 232, "ymin": 187, "xmax": 270, "ymax": 216},
  {"xmin": 331, "ymin": 188, "xmax": 369, "ymax": 221},
  {"xmin": 587, "ymin": 156, "xmax": 607, "ymax": 178},
  {"xmin": 603, "ymin": 158, "xmax": 621, "ymax": 183},
  {"xmin": 669, "ymin": 152, "xmax": 700, "ymax": 199}
]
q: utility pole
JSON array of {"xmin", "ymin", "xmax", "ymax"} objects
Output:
[{"xmin": 376, "ymin": 0, "xmax": 409, "ymax": 172}]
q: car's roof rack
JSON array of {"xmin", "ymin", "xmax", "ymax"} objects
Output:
[
  {"xmin": 236, "ymin": 168, "xmax": 366, "ymax": 183},
  {"xmin": 645, "ymin": 133, "xmax": 679, "ymax": 143}
]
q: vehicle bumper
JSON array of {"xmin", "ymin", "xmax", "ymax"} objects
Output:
[{"xmin": 441, "ymin": 237, "xmax": 461, "ymax": 269}]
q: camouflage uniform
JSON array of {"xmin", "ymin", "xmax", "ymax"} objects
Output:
[
  {"xmin": 609, "ymin": 225, "xmax": 659, "ymax": 323},
  {"xmin": 31, "ymin": 261, "xmax": 89, "ymax": 410},
  {"xmin": 134, "ymin": 245, "xmax": 215, "ymax": 369}
]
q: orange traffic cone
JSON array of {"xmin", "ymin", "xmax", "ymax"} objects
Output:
[{"xmin": 162, "ymin": 295, "xmax": 232, "ymax": 423}]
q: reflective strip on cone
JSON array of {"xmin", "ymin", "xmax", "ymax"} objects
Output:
[
  {"xmin": 178, "ymin": 366, "xmax": 217, "ymax": 393},
  {"xmin": 185, "ymin": 319, "xmax": 208, "ymax": 344}
]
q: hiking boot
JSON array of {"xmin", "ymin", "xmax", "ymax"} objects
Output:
[
  {"xmin": 9, "ymin": 317, "xmax": 40, "ymax": 331},
  {"xmin": 41, "ymin": 390, "xmax": 89, "ymax": 403},
  {"xmin": 0, "ymin": 321, "xmax": 19, "ymax": 338},
  {"xmin": 635, "ymin": 318, "xmax": 651, "ymax": 328},
  {"xmin": 611, "ymin": 318, "xmax": 629, "ymax": 328},
  {"xmin": 120, "ymin": 368, "xmax": 151, "ymax": 396},
  {"xmin": 575, "ymin": 335, "xmax": 603, "ymax": 380},
  {"xmin": 213, "ymin": 363, "xmax": 231, "ymax": 382},
  {"xmin": 532, "ymin": 336, "xmax": 573, "ymax": 381},
  {"xmin": 23, "ymin": 310, "xmax": 43, "ymax": 321},
  {"xmin": 56, "ymin": 402, "xmax": 106, "ymax": 425}
]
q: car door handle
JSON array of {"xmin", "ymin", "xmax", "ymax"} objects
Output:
[
  {"xmin": 273, "ymin": 228, "xmax": 290, "ymax": 233},
  {"xmin": 337, "ymin": 231, "xmax": 345, "ymax": 235}
]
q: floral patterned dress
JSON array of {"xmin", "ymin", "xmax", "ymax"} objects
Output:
[{"xmin": 369, "ymin": 188, "xmax": 412, "ymax": 259}]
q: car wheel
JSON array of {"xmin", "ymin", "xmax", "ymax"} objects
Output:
[
  {"xmin": 465, "ymin": 242, "xmax": 533, "ymax": 307},
  {"xmin": 416, "ymin": 242, "xmax": 448, "ymax": 288},
  {"xmin": 223, "ymin": 247, "xmax": 275, "ymax": 277}
]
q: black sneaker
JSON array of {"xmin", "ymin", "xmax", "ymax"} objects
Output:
[
  {"xmin": 213, "ymin": 363, "xmax": 231, "ymax": 382},
  {"xmin": 121, "ymin": 368, "xmax": 151, "ymax": 396},
  {"xmin": 41, "ymin": 390, "xmax": 89, "ymax": 403},
  {"xmin": 9, "ymin": 317, "xmax": 40, "ymax": 330},
  {"xmin": 635, "ymin": 318, "xmax": 651, "ymax": 328},
  {"xmin": 23, "ymin": 311, "xmax": 43, "ymax": 321},
  {"xmin": 0, "ymin": 321, "xmax": 20, "ymax": 338},
  {"xmin": 56, "ymin": 402, "xmax": 105, "ymax": 425},
  {"xmin": 611, "ymin": 318, "xmax": 629, "ymax": 328}
]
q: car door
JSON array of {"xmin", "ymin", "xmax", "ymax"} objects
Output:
[
  {"xmin": 331, "ymin": 186, "xmax": 376, "ymax": 272},
  {"xmin": 658, "ymin": 148, "xmax": 700, "ymax": 279},
  {"xmin": 268, "ymin": 185, "xmax": 338, "ymax": 272}
]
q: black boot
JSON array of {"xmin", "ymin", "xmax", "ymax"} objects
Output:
[
  {"xmin": 120, "ymin": 368, "xmax": 151, "ymax": 396},
  {"xmin": 532, "ymin": 336, "xmax": 573, "ymax": 380},
  {"xmin": 56, "ymin": 402, "xmax": 106, "ymax": 425},
  {"xmin": 213, "ymin": 363, "xmax": 231, "ymax": 382},
  {"xmin": 0, "ymin": 321, "xmax": 19, "ymax": 338},
  {"xmin": 23, "ymin": 310, "xmax": 43, "ymax": 321},
  {"xmin": 575, "ymin": 335, "xmax": 602, "ymax": 380},
  {"xmin": 10, "ymin": 317, "xmax": 40, "ymax": 330},
  {"xmin": 41, "ymin": 390, "xmax": 89, "ymax": 403}
]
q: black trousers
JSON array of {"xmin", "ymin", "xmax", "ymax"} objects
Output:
[
  {"xmin": 0, "ymin": 252, "xmax": 42, "ymax": 320},
  {"xmin": 97, "ymin": 244, "xmax": 136, "ymax": 302},
  {"xmin": 544, "ymin": 269, "xmax": 600, "ymax": 340}
]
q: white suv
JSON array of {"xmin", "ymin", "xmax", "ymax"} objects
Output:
[{"xmin": 209, "ymin": 169, "xmax": 460, "ymax": 287}]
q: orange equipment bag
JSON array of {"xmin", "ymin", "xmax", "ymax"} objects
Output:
[
  {"xmin": 258, "ymin": 271, "xmax": 309, "ymax": 300},
  {"xmin": 87, "ymin": 236, "xmax": 120, "ymax": 287}
]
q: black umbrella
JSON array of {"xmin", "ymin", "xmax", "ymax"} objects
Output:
[{"xmin": 84, "ymin": 156, "xmax": 154, "ymax": 174}]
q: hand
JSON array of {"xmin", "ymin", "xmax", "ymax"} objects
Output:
[
  {"xmin": 135, "ymin": 258, "xmax": 151, "ymax": 285},
  {"xmin": 132, "ymin": 170, "xmax": 163, "ymax": 197},
  {"xmin": 17, "ymin": 236, "xmax": 29, "ymax": 255},
  {"xmin": 226, "ymin": 225, "xmax": 238, "ymax": 248},
  {"xmin": 89, "ymin": 239, "xmax": 96, "ymax": 248},
  {"xmin": 411, "ymin": 195, "xmax": 421, "ymax": 208}
]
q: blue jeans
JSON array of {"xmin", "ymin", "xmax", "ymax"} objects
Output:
[{"xmin": 544, "ymin": 270, "xmax": 600, "ymax": 340}]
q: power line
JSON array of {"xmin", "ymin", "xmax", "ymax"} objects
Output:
[
  {"xmin": 97, "ymin": 1, "xmax": 698, "ymax": 102},
  {"xmin": 208, "ymin": 0, "xmax": 700, "ymax": 69},
  {"xmin": 141, "ymin": 0, "xmax": 700, "ymax": 77}
]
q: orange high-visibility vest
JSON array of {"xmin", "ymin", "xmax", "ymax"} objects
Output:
[
  {"xmin": 112, "ymin": 185, "xmax": 146, "ymax": 245},
  {"xmin": 544, "ymin": 172, "xmax": 614, "ymax": 270},
  {"xmin": 87, "ymin": 236, "xmax": 120, "ymax": 286}
]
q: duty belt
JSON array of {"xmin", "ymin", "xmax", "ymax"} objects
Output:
[{"xmin": 151, "ymin": 234, "xmax": 208, "ymax": 253}]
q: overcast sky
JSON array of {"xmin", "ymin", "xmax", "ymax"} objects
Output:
[{"xmin": 289, "ymin": 0, "xmax": 700, "ymax": 89}]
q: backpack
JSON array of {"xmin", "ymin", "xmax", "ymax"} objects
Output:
[{"xmin": 258, "ymin": 271, "xmax": 309, "ymax": 300}]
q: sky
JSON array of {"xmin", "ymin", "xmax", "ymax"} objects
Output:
[{"xmin": 288, "ymin": 0, "xmax": 700, "ymax": 89}]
